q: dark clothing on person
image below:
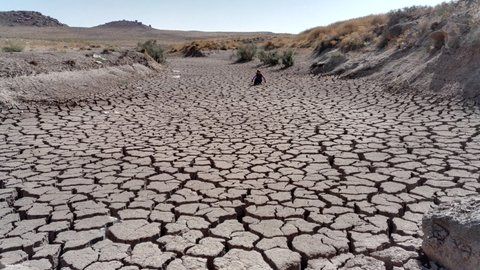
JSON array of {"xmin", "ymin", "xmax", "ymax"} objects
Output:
[
  {"xmin": 252, "ymin": 73, "xmax": 266, "ymax": 86},
  {"xmin": 253, "ymin": 75, "xmax": 263, "ymax": 85}
]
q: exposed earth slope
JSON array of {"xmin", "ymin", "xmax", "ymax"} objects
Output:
[{"xmin": 309, "ymin": 0, "xmax": 480, "ymax": 102}]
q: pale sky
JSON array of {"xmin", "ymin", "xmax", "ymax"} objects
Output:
[{"xmin": 0, "ymin": 0, "xmax": 448, "ymax": 33}]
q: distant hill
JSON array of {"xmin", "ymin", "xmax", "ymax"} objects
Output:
[
  {"xmin": 95, "ymin": 20, "xmax": 153, "ymax": 30},
  {"xmin": 0, "ymin": 11, "xmax": 66, "ymax": 27}
]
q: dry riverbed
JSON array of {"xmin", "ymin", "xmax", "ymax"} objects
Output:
[{"xmin": 1, "ymin": 53, "xmax": 479, "ymax": 270}]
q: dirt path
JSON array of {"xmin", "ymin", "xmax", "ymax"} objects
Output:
[{"xmin": 1, "ymin": 54, "xmax": 479, "ymax": 270}]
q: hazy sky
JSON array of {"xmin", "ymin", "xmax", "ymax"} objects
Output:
[{"xmin": 0, "ymin": 0, "xmax": 448, "ymax": 33}]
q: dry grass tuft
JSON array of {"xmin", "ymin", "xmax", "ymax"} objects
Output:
[
  {"xmin": 171, "ymin": 35, "xmax": 292, "ymax": 55},
  {"xmin": 2, "ymin": 40, "xmax": 25, "ymax": 52},
  {"xmin": 295, "ymin": 15, "xmax": 387, "ymax": 51}
]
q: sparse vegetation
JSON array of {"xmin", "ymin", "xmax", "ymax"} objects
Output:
[
  {"xmin": 258, "ymin": 50, "xmax": 280, "ymax": 66},
  {"xmin": 377, "ymin": 6, "xmax": 432, "ymax": 49},
  {"xmin": 181, "ymin": 42, "xmax": 205, "ymax": 57},
  {"xmin": 101, "ymin": 46, "xmax": 117, "ymax": 54},
  {"xmin": 339, "ymin": 32, "xmax": 367, "ymax": 52},
  {"xmin": 281, "ymin": 50, "xmax": 295, "ymax": 68},
  {"xmin": 236, "ymin": 44, "xmax": 257, "ymax": 62},
  {"xmin": 63, "ymin": 59, "xmax": 76, "ymax": 67},
  {"xmin": 137, "ymin": 40, "xmax": 166, "ymax": 64},
  {"xmin": 172, "ymin": 36, "xmax": 290, "ymax": 56},
  {"xmin": 295, "ymin": 15, "xmax": 387, "ymax": 50},
  {"xmin": 172, "ymin": 39, "xmax": 232, "ymax": 53},
  {"xmin": 434, "ymin": 2, "xmax": 455, "ymax": 19},
  {"xmin": 262, "ymin": 41, "xmax": 280, "ymax": 51},
  {"xmin": 2, "ymin": 41, "xmax": 25, "ymax": 52},
  {"xmin": 293, "ymin": 3, "xmax": 462, "ymax": 54}
]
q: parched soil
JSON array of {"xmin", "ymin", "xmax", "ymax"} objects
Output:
[{"xmin": 1, "ymin": 54, "xmax": 479, "ymax": 270}]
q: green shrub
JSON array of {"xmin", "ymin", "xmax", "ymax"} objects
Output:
[
  {"xmin": 2, "ymin": 41, "xmax": 24, "ymax": 52},
  {"xmin": 137, "ymin": 40, "xmax": 166, "ymax": 63},
  {"xmin": 258, "ymin": 50, "xmax": 280, "ymax": 66},
  {"xmin": 281, "ymin": 49, "xmax": 295, "ymax": 68},
  {"xmin": 236, "ymin": 44, "xmax": 257, "ymax": 62}
]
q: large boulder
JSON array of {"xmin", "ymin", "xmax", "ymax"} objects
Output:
[{"xmin": 422, "ymin": 196, "xmax": 480, "ymax": 270}]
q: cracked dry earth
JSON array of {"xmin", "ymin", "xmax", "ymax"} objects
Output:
[{"xmin": 1, "ymin": 54, "xmax": 480, "ymax": 270}]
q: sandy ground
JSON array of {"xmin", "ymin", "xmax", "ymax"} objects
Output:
[
  {"xmin": 0, "ymin": 26, "xmax": 279, "ymax": 48},
  {"xmin": 1, "ymin": 53, "xmax": 479, "ymax": 270}
]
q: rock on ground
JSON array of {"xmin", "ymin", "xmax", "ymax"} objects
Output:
[{"xmin": 422, "ymin": 196, "xmax": 480, "ymax": 270}]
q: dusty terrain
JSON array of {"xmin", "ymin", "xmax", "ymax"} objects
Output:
[
  {"xmin": 0, "ymin": 11, "xmax": 277, "ymax": 49},
  {"xmin": 1, "ymin": 53, "xmax": 479, "ymax": 269},
  {"xmin": 0, "ymin": 49, "xmax": 162, "ymax": 109},
  {"xmin": 0, "ymin": 26, "xmax": 277, "ymax": 49}
]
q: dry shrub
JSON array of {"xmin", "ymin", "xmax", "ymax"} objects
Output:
[
  {"xmin": 182, "ymin": 42, "xmax": 205, "ymax": 57},
  {"xmin": 2, "ymin": 41, "xmax": 25, "ymax": 52},
  {"xmin": 340, "ymin": 32, "xmax": 367, "ymax": 52},
  {"xmin": 173, "ymin": 36, "xmax": 282, "ymax": 55},
  {"xmin": 434, "ymin": 2, "xmax": 455, "ymax": 18},
  {"xmin": 314, "ymin": 38, "xmax": 339, "ymax": 55},
  {"xmin": 296, "ymin": 15, "xmax": 388, "ymax": 49},
  {"xmin": 263, "ymin": 41, "xmax": 280, "ymax": 51},
  {"xmin": 418, "ymin": 18, "xmax": 430, "ymax": 36},
  {"xmin": 430, "ymin": 30, "xmax": 447, "ymax": 51},
  {"xmin": 378, "ymin": 6, "xmax": 433, "ymax": 48}
]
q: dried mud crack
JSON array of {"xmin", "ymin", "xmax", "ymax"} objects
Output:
[{"xmin": 1, "ymin": 55, "xmax": 479, "ymax": 270}]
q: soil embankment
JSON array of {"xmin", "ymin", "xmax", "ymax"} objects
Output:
[
  {"xmin": 0, "ymin": 50, "xmax": 161, "ymax": 106},
  {"xmin": 310, "ymin": 0, "xmax": 480, "ymax": 102}
]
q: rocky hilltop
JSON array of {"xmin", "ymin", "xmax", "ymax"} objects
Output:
[
  {"xmin": 0, "ymin": 11, "xmax": 66, "ymax": 27},
  {"xmin": 95, "ymin": 20, "xmax": 153, "ymax": 29}
]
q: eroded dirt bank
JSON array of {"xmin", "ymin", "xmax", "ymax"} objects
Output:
[{"xmin": 0, "ymin": 50, "xmax": 161, "ymax": 107}]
